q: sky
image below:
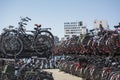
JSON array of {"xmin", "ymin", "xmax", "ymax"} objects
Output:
[{"xmin": 0, "ymin": 0, "xmax": 120, "ymax": 39}]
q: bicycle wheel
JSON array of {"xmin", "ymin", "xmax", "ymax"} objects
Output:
[
  {"xmin": 24, "ymin": 71, "xmax": 41, "ymax": 80},
  {"xmin": 107, "ymin": 37, "xmax": 117, "ymax": 56},
  {"xmin": 1, "ymin": 36, "xmax": 23, "ymax": 57},
  {"xmin": 34, "ymin": 35, "xmax": 54, "ymax": 55},
  {"xmin": 39, "ymin": 30, "xmax": 54, "ymax": 41},
  {"xmin": 39, "ymin": 30, "xmax": 54, "ymax": 48},
  {"xmin": 1, "ymin": 74, "xmax": 9, "ymax": 80}
]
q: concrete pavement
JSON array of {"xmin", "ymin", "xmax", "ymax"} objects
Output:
[{"xmin": 44, "ymin": 69, "xmax": 83, "ymax": 80}]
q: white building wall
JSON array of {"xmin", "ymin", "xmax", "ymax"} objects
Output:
[
  {"xmin": 64, "ymin": 21, "xmax": 87, "ymax": 39},
  {"xmin": 93, "ymin": 20, "xmax": 109, "ymax": 29}
]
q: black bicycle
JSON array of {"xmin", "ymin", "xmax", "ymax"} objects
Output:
[
  {"xmin": 1, "ymin": 17, "xmax": 54, "ymax": 57},
  {"xmin": 1, "ymin": 26, "xmax": 23, "ymax": 57}
]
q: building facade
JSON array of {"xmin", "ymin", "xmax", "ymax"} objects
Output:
[
  {"xmin": 93, "ymin": 20, "xmax": 109, "ymax": 29},
  {"xmin": 64, "ymin": 21, "xmax": 87, "ymax": 39},
  {"xmin": 54, "ymin": 36, "xmax": 59, "ymax": 45}
]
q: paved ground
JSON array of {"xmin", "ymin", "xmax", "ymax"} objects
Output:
[{"xmin": 44, "ymin": 69, "xmax": 83, "ymax": 80}]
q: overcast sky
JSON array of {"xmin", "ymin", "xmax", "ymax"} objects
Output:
[{"xmin": 0, "ymin": 0, "xmax": 120, "ymax": 38}]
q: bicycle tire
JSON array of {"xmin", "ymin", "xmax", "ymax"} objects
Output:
[
  {"xmin": 107, "ymin": 37, "xmax": 116, "ymax": 56},
  {"xmin": 39, "ymin": 30, "xmax": 54, "ymax": 48},
  {"xmin": 1, "ymin": 36, "xmax": 23, "ymax": 57},
  {"xmin": 38, "ymin": 30, "xmax": 54, "ymax": 41},
  {"xmin": 34, "ymin": 35, "xmax": 54, "ymax": 55}
]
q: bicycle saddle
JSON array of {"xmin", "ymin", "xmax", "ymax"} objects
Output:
[
  {"xmin": 90, "ymin": 29, "xmax": 95, "ymax": 32},
  {"xmin": 34, "ymin": 24, "xmax": 41, "ymax": 27}
]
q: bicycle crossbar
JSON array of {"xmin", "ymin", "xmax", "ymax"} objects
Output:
[
  {"xmin": 26, "ymin": 28, "xmax": 51, "ymax": 32},
  {"xmin": 31, "ymin": 56, "xmax": 47, "ymax": 60},
  {"xmin": 41, "ymin": 28, "xmax": 51, "ymax": 30},
  {"xmin": 0, "ymin": 58, "xmax": 15, "ymax": 61}
]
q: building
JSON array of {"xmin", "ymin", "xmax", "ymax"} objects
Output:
[
  {"xmin": 93, "ymin": 20, "xmax": 109, "ymax": 29},
  {"xmin": 54, "ymin": 36, "xmax": 59, "ymax": 45},
  {"xmin": 64, "ymin": 21, "xmax": 87, "ymax": 39}
]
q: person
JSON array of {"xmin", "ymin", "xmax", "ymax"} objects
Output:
[{"xmin": 99, "ymin": 24, "xmax": 104, "ymax": 31}]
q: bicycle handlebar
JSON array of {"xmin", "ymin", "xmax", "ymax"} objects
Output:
[
  {"xmin": 20, "ymin": 17, "xmax": 31, "ymax": 22},
  {"xmin": 18, "ymin": 17, "xmax": 31, "ymax": 27},
  {"xmin": 26, "ymin": 17, "xmax": 31, "ymax": 21},
  {"xmin": 21, "ymin": 18, "xmax": 28, "ymax": 22}
]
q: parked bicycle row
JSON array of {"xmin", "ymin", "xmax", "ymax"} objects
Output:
[
  {"xmin": 0, "ymin": 57, "xmax": 54, "ymax": 80},
  {"xmin": 53, "ymin": 23, "xmax": 120, "ymax": 57},
  {"xmin": 58, "ymin": 55, "xmax": 120, "ymax": 80},
  {"xmin": 0, "ymin": 17, "xmax": 54, "ymax": 58}
]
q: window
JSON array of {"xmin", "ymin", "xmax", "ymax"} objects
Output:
[
  {"xmin": 94, "ymin": 21, "xmax": 96, "ymax": 24},
  {"xmin": 65, "ymin": 35, "xmax": 69, "ymax": 37},
  {"xmin": 66, "ymin": 30, "xmax": 69, "ymax": 31},
  {"xmin": 79, "ymin": 21, "xmax": 83, "ymax": 26},
  {"xmin": 71, "ymin": 32, "xmax": 73, "ymax": 34}
]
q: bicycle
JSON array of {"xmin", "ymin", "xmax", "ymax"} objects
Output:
[
  {"xmin": 107, "ymin": 23, "xmax": 120, "ymax": 56},
  {"xmin": 1, "ymin": 26, "xmax": 23, "ymax": 57},
  {"xmin": 1, "ymin": 17, "xmax": 54, "ymax": 57}
]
